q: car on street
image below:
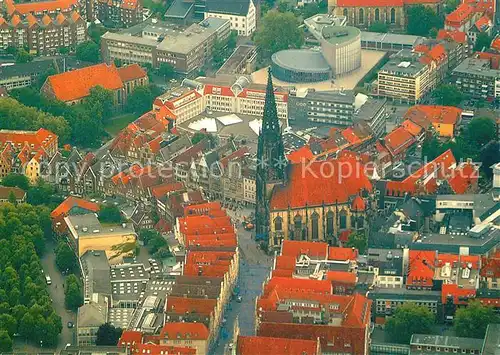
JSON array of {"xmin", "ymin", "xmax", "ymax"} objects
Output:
[
  {"xmin": 67, "ymin": 321, "xmax": 74, "ymax": 328},
  {"xmin": 236, "ymin": 295, "xmax": 243, "ymax": 303}
]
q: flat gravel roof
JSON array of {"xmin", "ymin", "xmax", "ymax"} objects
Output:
[{"xmin": 322, "ymin": 25, "xmax": 360, "ymax": 44}]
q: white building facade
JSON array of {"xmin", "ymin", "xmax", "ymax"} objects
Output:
[{"xmin": 204, "ymin": 0, "xmax": 256, "ymax": 36}]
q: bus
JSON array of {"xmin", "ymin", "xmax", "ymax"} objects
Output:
[{"xmin": 45, "ymin": 275, "xmax": 52, "ymax": 285}]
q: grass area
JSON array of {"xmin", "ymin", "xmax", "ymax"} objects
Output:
[{"xmin": 104, "ymin": 113, "xmax": 136, "ymax": 136}]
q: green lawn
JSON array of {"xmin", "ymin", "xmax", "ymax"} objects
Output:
[{"xmin": 104, "ymin": 113, "xmax": 137, "ymax": 136}]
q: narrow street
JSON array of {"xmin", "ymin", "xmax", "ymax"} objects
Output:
[
  {"xmin": 41, "ymin": 240, "xmax": 77, "ymax": 351},
  {"xmin": 211, "ymin": 207, "xmax": 273, "ymax": 354}
]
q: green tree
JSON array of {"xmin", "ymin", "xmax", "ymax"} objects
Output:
[
  {"xmin": 98, "ymin": 204, "xmax": 122, "ymax": 223},
  {"xmin": 75, "ymin": 41, "xmax": 100, "ymax": 63},
  {"xmin": 7, "ymin": 191, "xmax": 17, "ymax": 205},
  {"xmin": 369, "ymin": 21, "xmax": 388, "ymax": 33},
  {"xmin": 96, "ymin": 323, "xmax": 123, "ymax": 346},
  {"xmin": 126, "ymin": 86, "xmax": 154, "ymax": 114},
  {"xmin": 0, "ymin": 314, "xmax": 17, "ymax": 336},
  {"xmin": 474, "ymin": 32, "xmax": 492, "ymax": 52},
  {"xmin": 114, "ymin": 58, "xmax": 122, "ymax": 67},
  {"xmin": 445, "ymin": 0, "xmax": 460, "ymax": 13},
  {"xmin": 88, "ymin": 24, "xmax": 108, "ymax": 45},
  {"xmin": 83, "ymin": 86, "xmax": 114, "ymax": 122},
  {"xmin": 15, "ymin": 49, "xmax": 33, "ymax": 63},
  {"xmin": 157, "ymin": 63, "xmax": 175, "ymax": 79},
  {"xmin": 386, "ymin": 303, "xmax": 435, "ymax": 344},
  {"xmin": 1, "ymin": 173, "xmax": 30, "ymax": 191},
  {"xmin": 454, "ymin": 301, "xmax": 499, "ymax": 338},
  {"xmin": 0, "ymin": 330, "xmax": 12, "ymax": 352},
  {"xmin": 58, "ymin": 46, "xmax": 70, "ymax": 55},
  {"xmin": 406, "ymin": 5, "xmax": 442, "ymax": 36},
  {"xmin": 432, "ymin": 84, "xmax": 463, "ymax": 106},
  {"xmin": 0, "ymin": 98, "xmax": 71, "ymax": 143},
  {"xmin": 254, "ymin": 10, "xmax": 304, "ymax": 58},
  {"xmin": 345, "ymin": 231, "xmax": 368, "ymax": 254},
  {"xmin": 27, "ymin": 180, "xmax": 57, "ymax": 206},
  {"xmin": 64, "ymin": 275, "xmax": 83, "ymax": 310},
  {"xmin": 466, "ymin": 117, "xmax": 497, "ymax": 148},
  {"xmin": 55, "ymin": 242, "xmax": 77, "ymax": 273}
]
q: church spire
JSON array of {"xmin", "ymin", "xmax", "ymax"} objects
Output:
[{"xmin": 254, "ymin": 68, "xmax": 287, "ymax": 245}]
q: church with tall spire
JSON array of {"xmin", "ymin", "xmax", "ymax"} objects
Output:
[{"xmin": 255, "ymin": 68, "xmax": 287, "ymax": 243}]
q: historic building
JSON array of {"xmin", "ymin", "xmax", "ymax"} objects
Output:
[
  {"xmin": 329, "ymin": 0, "xmax": 442, "ymax": 30},
  {"xmin": 254, "ymin": 69, "xmax": 288, "ymax": 242}
]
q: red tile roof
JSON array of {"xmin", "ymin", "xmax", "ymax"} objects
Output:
[
  {"xmin": 154, "ymin": 218, "xmax": 172, "ymax": 234},
  {"xmin": 9, "ymin": 0, "xmax": 78, "ymax": 14},
  {"xmin": 441, "ymin": 284, "xmax": 476, "ymax": 305},
  {"xmin": 281, "ymin": 240, "xmax": 329, "ymax": 259},
  {"xmin": 475, "ymin": 16, "xmax": 491, "ymax": 32},
  {"xmin": 326, "ymin": 271, "xmax": 357, "ymax": 284},
  {"xmin": 338, "ymin": 229, "xmax": 352, "ymax": 243},
  {"xmin": 50, "ymin": 196, "xmax": 100, "ymax": 218},
  {"xmin": 447, "ymin": 163, "xmax": 479, "ymax": 194},
  {"xmin": 384, "ymin": 126, "xmax": 416, "ymax": 157},
  {"xmin": 351, "ymin": 195, "xmax": 366, "ymax": 211},
  {"xmin": 203, "ymin": 84, "xmax": 235, "ymax": 97},
  {"xmin": 492, "ymin": 37, "xmax": 500, "ymax": 51},
  {"xmin": 446, "ymin": 3, "xmax": 473, "ymax": 24},
  {"xmin": 437, "ymin": 29, "xmax": 467, "ymax": 43},
  {"xmin": 0, "ymin": 186, "xmax": 26, "ymax": 200},
  {"xmin": 165, "ymin": 297, "xmax": 216, "ymax": 315},
  {"xmin": 481, "ymin": 252, "xmax": 500, "ymax": 278},
  {"xmin": 405, "ymin": 105, "xmax": 462, "ymax": 126},
  {"xmin": 401, "ymin": 119, "xmax": 424, "ymax": 137},
  {"xmin": 118, "ymin": 330, "xmax": 143, "ymax": 347},
  {"xmin": 337, "ymin": 0, "xmax": 403, "ymax": 6},
  {"xmin": 275, "ymin": 255, "xmax": 297, "ymax": 271},
  {"xmin": 270, "ymin": 158, "xmax": 372, "ymax": 210},
  {"xmin": 0, "ymin": 128, "xmax": 58, "ymax": 151},
  {"xmin": 159, "ymin": 322, "xmax": 209, "ymax": 340},
  {"xmin": 46, "ymin": 63, "xmax": 124, "ymax": 102},
  {"xmin": 328, "ymin": 247, "xmax": 358, "ymax": 261},
  {"xmin": 151, "ymin": 182, "xmax": 185, "ymax": 199},
  {"xmin": 263, "ymin": 277, "xmax": 333, "ymax": 296},
  {"xmin": 407, "ymin": 250, "xmax": 435, "ymax": 287},
  {"xmin": 237, "ymin": 336, "xmax": 318, "ymax": 355}
]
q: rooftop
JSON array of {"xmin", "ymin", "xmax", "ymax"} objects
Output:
[
  {"xmin": 322, "ymin": 25, "xmax": 360, "ymax": 45},
  {"xmin": 380, "ymin": 49, "xmax": 427, "ymax": 76},
  {"xmin": 361, "ymin": 31, "xmax": 424, "ymax": 46},
  {"xmin": 65, "ymin": 213, "xmax": 135, "ymax": 239},
  {"xmin": 205, "ymin": 0, "xmax": 251, "ymax": 16},
  {"xmin": 453, "ymin": 57, "xmax": 500, "ymax": 78},
  {"xmin": 272, "ymin": 49, "xmax": 331, "ymax": 74},
  {"xmin": 410, "ymin": 334, "xmax": 484, "ymax": 350}
]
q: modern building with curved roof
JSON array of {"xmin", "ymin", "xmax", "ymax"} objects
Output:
[
  {"xmin": 271, "ymin": 49, "xmax": 332, "ymax": 83},
  {"xmin": 271, "ymin": 14, "xmax": 361, "ymax": 83}
]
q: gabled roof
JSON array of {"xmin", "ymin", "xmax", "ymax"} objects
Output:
[
  {"xmin": 441, "ymin": 284, "xmax": 476, "ymax": 305},
  {"xmin": 151, "ymin": 182, "xmax": 185, "ymax": 199},
  {"xmin": 117, "ymin": 64, "xmax": 147, "ymax": 82},
  {"xmin": 0, "ymin": 186, "xmax": 26, "ymax": 200},
  {"xmin": 10, "ymin": 0, "xmax": 78, "ymax": 15},
  {"xmin": 384, "ymin": 126, "xmax": 416, "ymax": 156},
  {"xmin": 405, "ymin": 105, "xmax": 462, "ymax": 126},
  {"xmin": 328, "ymin": 247, "xmax": 358, "ymax": 261},
  {"xmin": 51, "ymin": 196, "xmax": 100, "ymax": 218},
  {"xmin": 205, "ymin": 0, "xmax": 251, "ymax": 16},
  {"xmin": 118, "ymin": 330, "xmax": 143, "ymax": 347},
  {"xmin": 351, "ymin": 195, "xmax": 366, "ymax": 211},
  {"xmin": 447, "ymin": 162, "xmax": 478, "ymax": 194},
  {"xmin": 237, "ymin": 336, "xmax": 318, "ymax": 355},
  {"xmin": 159, "ymin": 322, "xmax": 209, "ymax": 340},
  {"xmin": 165, "ymin": 297, "xmax": 216, "ymax": 315},
  {"xmin": 437, "ymin": 29, "xmax": 467, "ymax": 44},
  {"xmin": 270, "ymin": 158, "xmax": 372, "ymax": 210},
  {"xmin": 281, "ymin": 240, "xmax": 328, "ymax": 259},
  {"xmin": 446, "ymin": 3, "xmax": 473, "ymax": 24},
  {"xmin": 46, "ymin": 63, "xmax": 124, "ymax": 102},
  {"xmin": 326, "ymin": 271, "xmax": 357, "ymax": 284}
]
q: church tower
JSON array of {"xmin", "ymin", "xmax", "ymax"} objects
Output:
[{"xmin": 255, "ymin": 68, "xmax": 287, "ymax": 244}]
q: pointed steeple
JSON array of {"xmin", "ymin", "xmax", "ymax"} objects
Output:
[{"xmin": 262, "ymin": 68, "xmax": 279, "ymax": 133}]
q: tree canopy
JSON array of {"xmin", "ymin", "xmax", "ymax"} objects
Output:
[
  {"xmin": 126, "ymin": 85, "xmax": 160, "ymax": 115},
  {"xmin": 0, "ymin": 203, "xmax": 62, "ymax": 348},
  {"xmin": 406, "ymin": 5, "xmax": 442, "ymax": 36},
  {"xmin": 55, "ymin": 241, "xmax": 78, "ymax": 273},
  {"xmin": 345, "ymin": 231, "xmax": 368, "ymax": 254},
  {"xmin": 96, "ymin": 323, "xmax": 123, "ymax": 346},
  {"xmin": 98, "ymin": 204, "xmax": 122, "ymax": 223},
  {"xmin": 83, "ymin": 86, "xmax": 114, "ymax": 122},
  {"xmin": 1, "ymin": 174, "xmax": 30, "ymax": 191},
  {"xmin": 386, "ymin": 303, "xmax": 435, "ymax": 344},
  {"xmin": 0, "ymin": 98, "xmax": 71, "ymax": 143},
  {"xmin": 15, "ymin": 49, "xmax": 33, "ymax": 64},
  {"xmin": 75, "ymin": 41, "xmax": 100, "ymax": 63},
  {"xmin": 254, "ymin": 10, "xmax": 304, "ymax": 59},
  {"xmin": 432, "ymin": 84, "xmax": 464, "ymax": 106},
  {"xmin": 474, "ymin": 32, "xmax": 493, "ymax": 52},
  {"xmin": 454, "ymin": 301, "xmax": 499, "ymax": 338},
  {"xmin": 64, "ymin": 274, "xmax": 83, "ymax": 311}
]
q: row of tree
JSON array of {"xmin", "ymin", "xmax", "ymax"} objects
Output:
[
  {"xmin": 0, "ymin": 203, "xmax": 62, "ymax": 352},
  {"xmin": 386, "ymin": 301, "xmax": 499, "ymax": 344}
]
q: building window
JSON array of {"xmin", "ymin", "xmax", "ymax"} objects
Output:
[
  {"xmin": 390, "ymin": 8, "xmax": 396, "ymax": 23},
  {"xmin": 326, "ymin": 211, "xmax": 334, "ymax": 236},
  {"xmin": 375, "ymin": 8, "xmax": 380, "ymax": 21},
  {"xmin": 343, "ymin": 8, "xmax": 348, "ymax": 17},
  {"xmin": 340, "ymin": 210, "xmax": 348, "ymax": 229},
  {"xmin": 293, "ymin": 215, "xmax": 302, "ymax": 240},
  {"xmin": 359, "ymin": 8, "xmax": 364, "ymax": 24},
  {"xmin": 274, "ymin": 216, "xmax": 283, "ymax": 231},
  {"xmin": 311, "ymin": 212, "xmax": 319, "ymax": 240}
]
